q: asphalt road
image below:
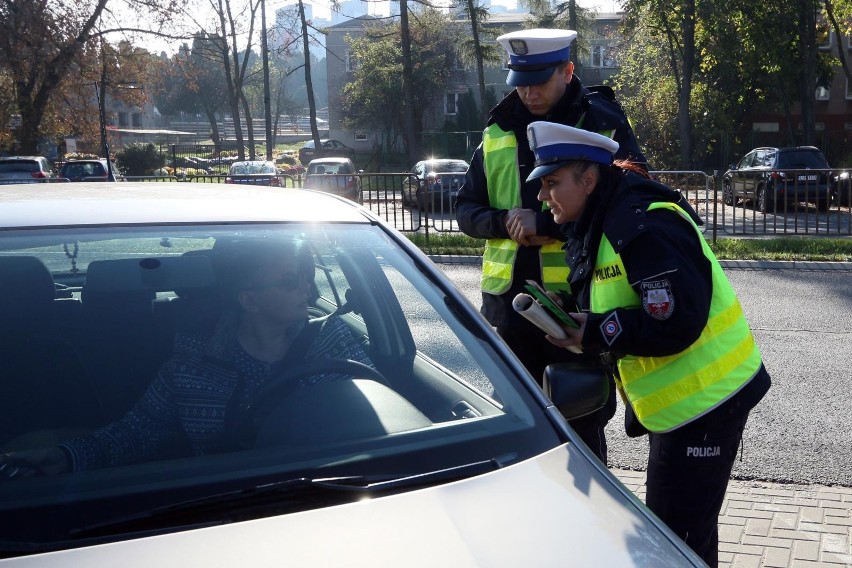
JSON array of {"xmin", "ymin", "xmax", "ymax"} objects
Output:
[{"xmin": 436, "ymin": 261, "xmax": 852, "ymax": 488}]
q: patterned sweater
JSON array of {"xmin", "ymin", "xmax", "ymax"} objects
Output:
[{"xmin": 62, "ymin": 314, "xmax": 373, "ymax": 470}]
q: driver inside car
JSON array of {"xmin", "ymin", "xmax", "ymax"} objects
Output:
[{"xmin": 0, "ymin": 239, "xmax": 375, "ymax": 478}]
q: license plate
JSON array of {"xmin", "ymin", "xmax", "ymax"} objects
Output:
[{"xmin": 798, "ymin": 175, "xmax": 818, "ymax": 181}]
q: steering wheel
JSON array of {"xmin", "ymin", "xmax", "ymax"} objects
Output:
[{"xmin": 231, "ymin": 359, "xmax": 390, "ymax": 448}]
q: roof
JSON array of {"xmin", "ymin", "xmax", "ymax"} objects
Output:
[
  {"xmin": 0, "ymin": 182, "xmax": 375, "ymax": 229},
  {"xmin": 308, "ymin": 157, "xmax": 352, "ymax": 164}
]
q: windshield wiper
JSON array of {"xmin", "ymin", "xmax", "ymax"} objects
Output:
[{"xmin": 71, "ymin": 458, "xmax": 503, "ymax": 539}]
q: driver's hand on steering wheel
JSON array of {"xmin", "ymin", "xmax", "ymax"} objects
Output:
[{"xmin": 0, "ymin": 447, "xmax": 71, "ymax": 480}]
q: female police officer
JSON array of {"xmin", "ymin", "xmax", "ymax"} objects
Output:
[{"xmin": 523, "ymin": 121, "xmax": 771, "ymax": 567}]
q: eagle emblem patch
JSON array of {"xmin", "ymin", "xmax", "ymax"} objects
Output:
[
  {"xmin": 509, "ymin": 39, "xmax": 528, "ymax": 55},
  {"xmin": 641, "ymin": 279, "xmax": 675, "ymax": 320}
]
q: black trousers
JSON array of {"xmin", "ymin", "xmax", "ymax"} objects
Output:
[
  {"xmin": 645, "ymin": 395, "xmax": 752, "ymax": 567},
  {"xmin": 497, "ymin": 322, "xmax": 616, "ymax": 464}
]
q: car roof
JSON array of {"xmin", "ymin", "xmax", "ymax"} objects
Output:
[
  {"xmin": 0, "ymin": 156, "xmax": 47, "ymax": 161},
  {"xmin": 230, "ymin": 160, "xmax": 275, "ymax": 166},
  {"xmin": 748, "ymin": 146, "xmax": 822, "ymax": 152},
  {"xmin": 422, "ymin": 158, "xmax": 468, "ymax": 165},
  {"xmin": 308, "ymin": 157, "xmax": 351, "ymax": 164},
  {"xmin": 0, "ymin": 182, "xmax": 374, "ymax": 229}
]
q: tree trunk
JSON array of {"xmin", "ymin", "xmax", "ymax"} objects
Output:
[
  {"xmin": 797, "ymin": 0, "xmax": 818, "ymax": 145},
  {"xmin": 677, "ymin": 0, "xmax": 695, "ymax": 168},
  {"xmin": 466, "ymin": 0, "xmax": 488, "ymax": 124},
  {"xmin": 299, "ymin": 0, "xmax": 321, "ymax": 154},
  {"xmin": 241, "ymin": 91, "xmax": 256, "ymax": 159},
  {"xmin": 399, "ymin": 0, "xmax": 419, "ymax": 163}
]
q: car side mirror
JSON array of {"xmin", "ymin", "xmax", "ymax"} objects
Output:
[{"xmin": 542, "ymin": 362, "xmax": 610, "ymax": 421}]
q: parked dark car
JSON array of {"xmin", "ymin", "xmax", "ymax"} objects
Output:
[
  {"xmin": 722, "ymin": 147, "xmax": 836, "ymax": 212},
  {"xmin": 0, "ymin": 156, "xmax": 55, "ymax": 184},
  {"xmin": 59, "ymin": 159, "xmax": 122, "ymax": 182},
  {"xmin": 225, "ymin": 160, "xmax": 283, "ymax": 187},
  {"xmin": 298, "ymin": 139, "xmax": 355, "ymax": 165},
  {"xmin": 402, "ymin": 158, "xmax": 469, "ymax": 212},
  {"xmin": 303, "ymin": 157, "xmax": 361, "ymax": 201}
]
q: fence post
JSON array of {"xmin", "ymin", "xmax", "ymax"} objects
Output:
[{"xmin": 712, "ymin": 170, "xmax": 719, "ymax": 245}]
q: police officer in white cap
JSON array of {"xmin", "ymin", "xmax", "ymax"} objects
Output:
[
  {"xmin": 525, "ymin": 121, "xmax": 771, "ymax": 568},
  {"xmin": 455, "ymin": 28, "xmax": 646, "ymax": 463}
]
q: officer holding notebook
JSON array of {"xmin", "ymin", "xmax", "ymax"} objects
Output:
[
  {"xmin": 455, "ymin": 28, "xmax": 646, "ymax": 463},
  {"xmin": 525, "ymin": 120, "xmax": 772, "ymax": 567}
]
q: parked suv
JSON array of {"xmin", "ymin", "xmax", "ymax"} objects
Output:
[
  {"xmin": 303, "ymin": 157, "xmax": 361, "ymax": 201},
  {"xmin": 59, "ymin": 159, "xmax": 121, "ymax": 182},
  {"xmin": 723, "ymin": 146, "xmax": 835, "ymax": 212},
  {"xmin": 0, "ymin": 156, "xmax": 55, "ymax": 184}
]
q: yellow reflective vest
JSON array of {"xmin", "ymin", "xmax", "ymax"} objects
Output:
[
  {"xmin": 480, "ymin": 124, "xmax": 570, "ymax": 295},
  {"xmin": 590, "ymin": 201, "xmax": 763, "ymax": 432}
]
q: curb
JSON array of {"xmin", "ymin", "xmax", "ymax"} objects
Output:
[{"xmin": 429, "ymin": 255, "xmax": 852, "ymax": 271}]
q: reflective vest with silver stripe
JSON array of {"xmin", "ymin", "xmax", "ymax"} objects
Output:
[
  {"xmin": 480, "ymin": 124, "xmax": 570, "ymax": 295},
  {"xmin": 590, "ymin": 201, "xmax": 763, "ymax": 432}
]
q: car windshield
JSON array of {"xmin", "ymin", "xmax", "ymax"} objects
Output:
[
  {"xmin": 426, "ymin": 160, "xmax": 468, "ymax": 174},
  {"xmin": 0, "ymin": 222, "xmax": 557, "ymax": 554},
  {"xmin": 231, "ymin": 163, "xmax": 275, "ymax": 175},
  {"xmin": 777, "ymin": 150, "xmax": 829, "ymax": 169}
]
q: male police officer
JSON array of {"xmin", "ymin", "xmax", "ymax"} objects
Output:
[{"xmin": 455, "ymin": 28, "xmax": 646, "ymax": 462}]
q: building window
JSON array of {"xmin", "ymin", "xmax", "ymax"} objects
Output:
[
  {"xmin": 346, "ymin": 50, "xmax": 358, "ymax": 72},
  {"xmin": 118, "ymin": 112, "xmax": 129, "ymax": 127},
  {"xmin": 847, "ymin": 77, "xmax": 852, "ymax": 100},
  {"xmin": 445, "ymin": 92, "xmax": 460, "ymax": 115},
  {"xmin": 590, "ymin": 45, "xmax": 618, "ymax": 68},
  {"xmin": 131, "ymin": 113, "xmax": 142, "ymax": 128},
  {"xmin": 591, "ymin": 45, "xmax": 603, "ymax": 68},
  {"xmin": 354, "ymin": 132, "xmax": 367, "ymax": 141},
  {"xmin": 816, "ymin": 85, "xmax": 830, "ymax": 100},
  {"xmin": 818, "ymin": 29, "xmax": 833, "ymax": 51},
  {"xmin": 752, "ymin": 122, "xmax": 779, "ymax": 133}
]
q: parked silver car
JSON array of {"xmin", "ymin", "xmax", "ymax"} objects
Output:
[
  {"xmin": 0, "ymin": 183, "xmax": 702, "ymax": 567},
  {"xmin": 303, "ymin": 157, "xmax": 361, "ymax": 201},
  {"xmin": 0, "ymin": 156, "xmax": 55, "ymax": 184}
]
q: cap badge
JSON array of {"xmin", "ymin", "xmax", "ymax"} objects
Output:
[
  {"xmin": 509, "ymin": 39, "xmax": 528, "ymax": 55},
  {"xmin": 527, "ymin": 126, "xmax": 538, "ymax": 152}
]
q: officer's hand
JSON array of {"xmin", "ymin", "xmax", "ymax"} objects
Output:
[
  {"xmin": 545, "ymin": 312, "xmax": 588, "ymax": 352},
  {"xmin": 0, "ymin": 447, "xmax": 70, "ymax": 480},
  {"xmin": 505, "ymin": 209, "xmax": 557, "ymax": 246}
]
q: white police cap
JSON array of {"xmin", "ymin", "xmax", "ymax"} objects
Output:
[
  {"xmin": 496, "ymin": 28, "xmax": 577, "ymax": 86},
  {"xmin": 526, "ymin": 121, "xmax": 620, "ymax": 181}
]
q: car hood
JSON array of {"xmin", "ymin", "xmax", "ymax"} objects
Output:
[{"xmin": 12, "ymin": 445, "xmax": 700, "ymax": 567}]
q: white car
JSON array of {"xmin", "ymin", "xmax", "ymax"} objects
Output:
[{"xmin": 0, "ymin": 183, "xmax": 703, "ymax": 566}]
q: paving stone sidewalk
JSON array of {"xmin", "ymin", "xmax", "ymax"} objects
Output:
[{"xmin": 614, "ymin": 469, "xmax": 852, "ymax": 567}]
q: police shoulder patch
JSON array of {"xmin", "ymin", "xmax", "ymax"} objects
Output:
[{"xmin": 640, "ymin": 279, "xmax": 675, "ymax": 320}]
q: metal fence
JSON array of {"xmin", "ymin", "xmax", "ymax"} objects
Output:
[{"xmin": 6, "ymin": 169, "xmax": 850, "ymax": 241}]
